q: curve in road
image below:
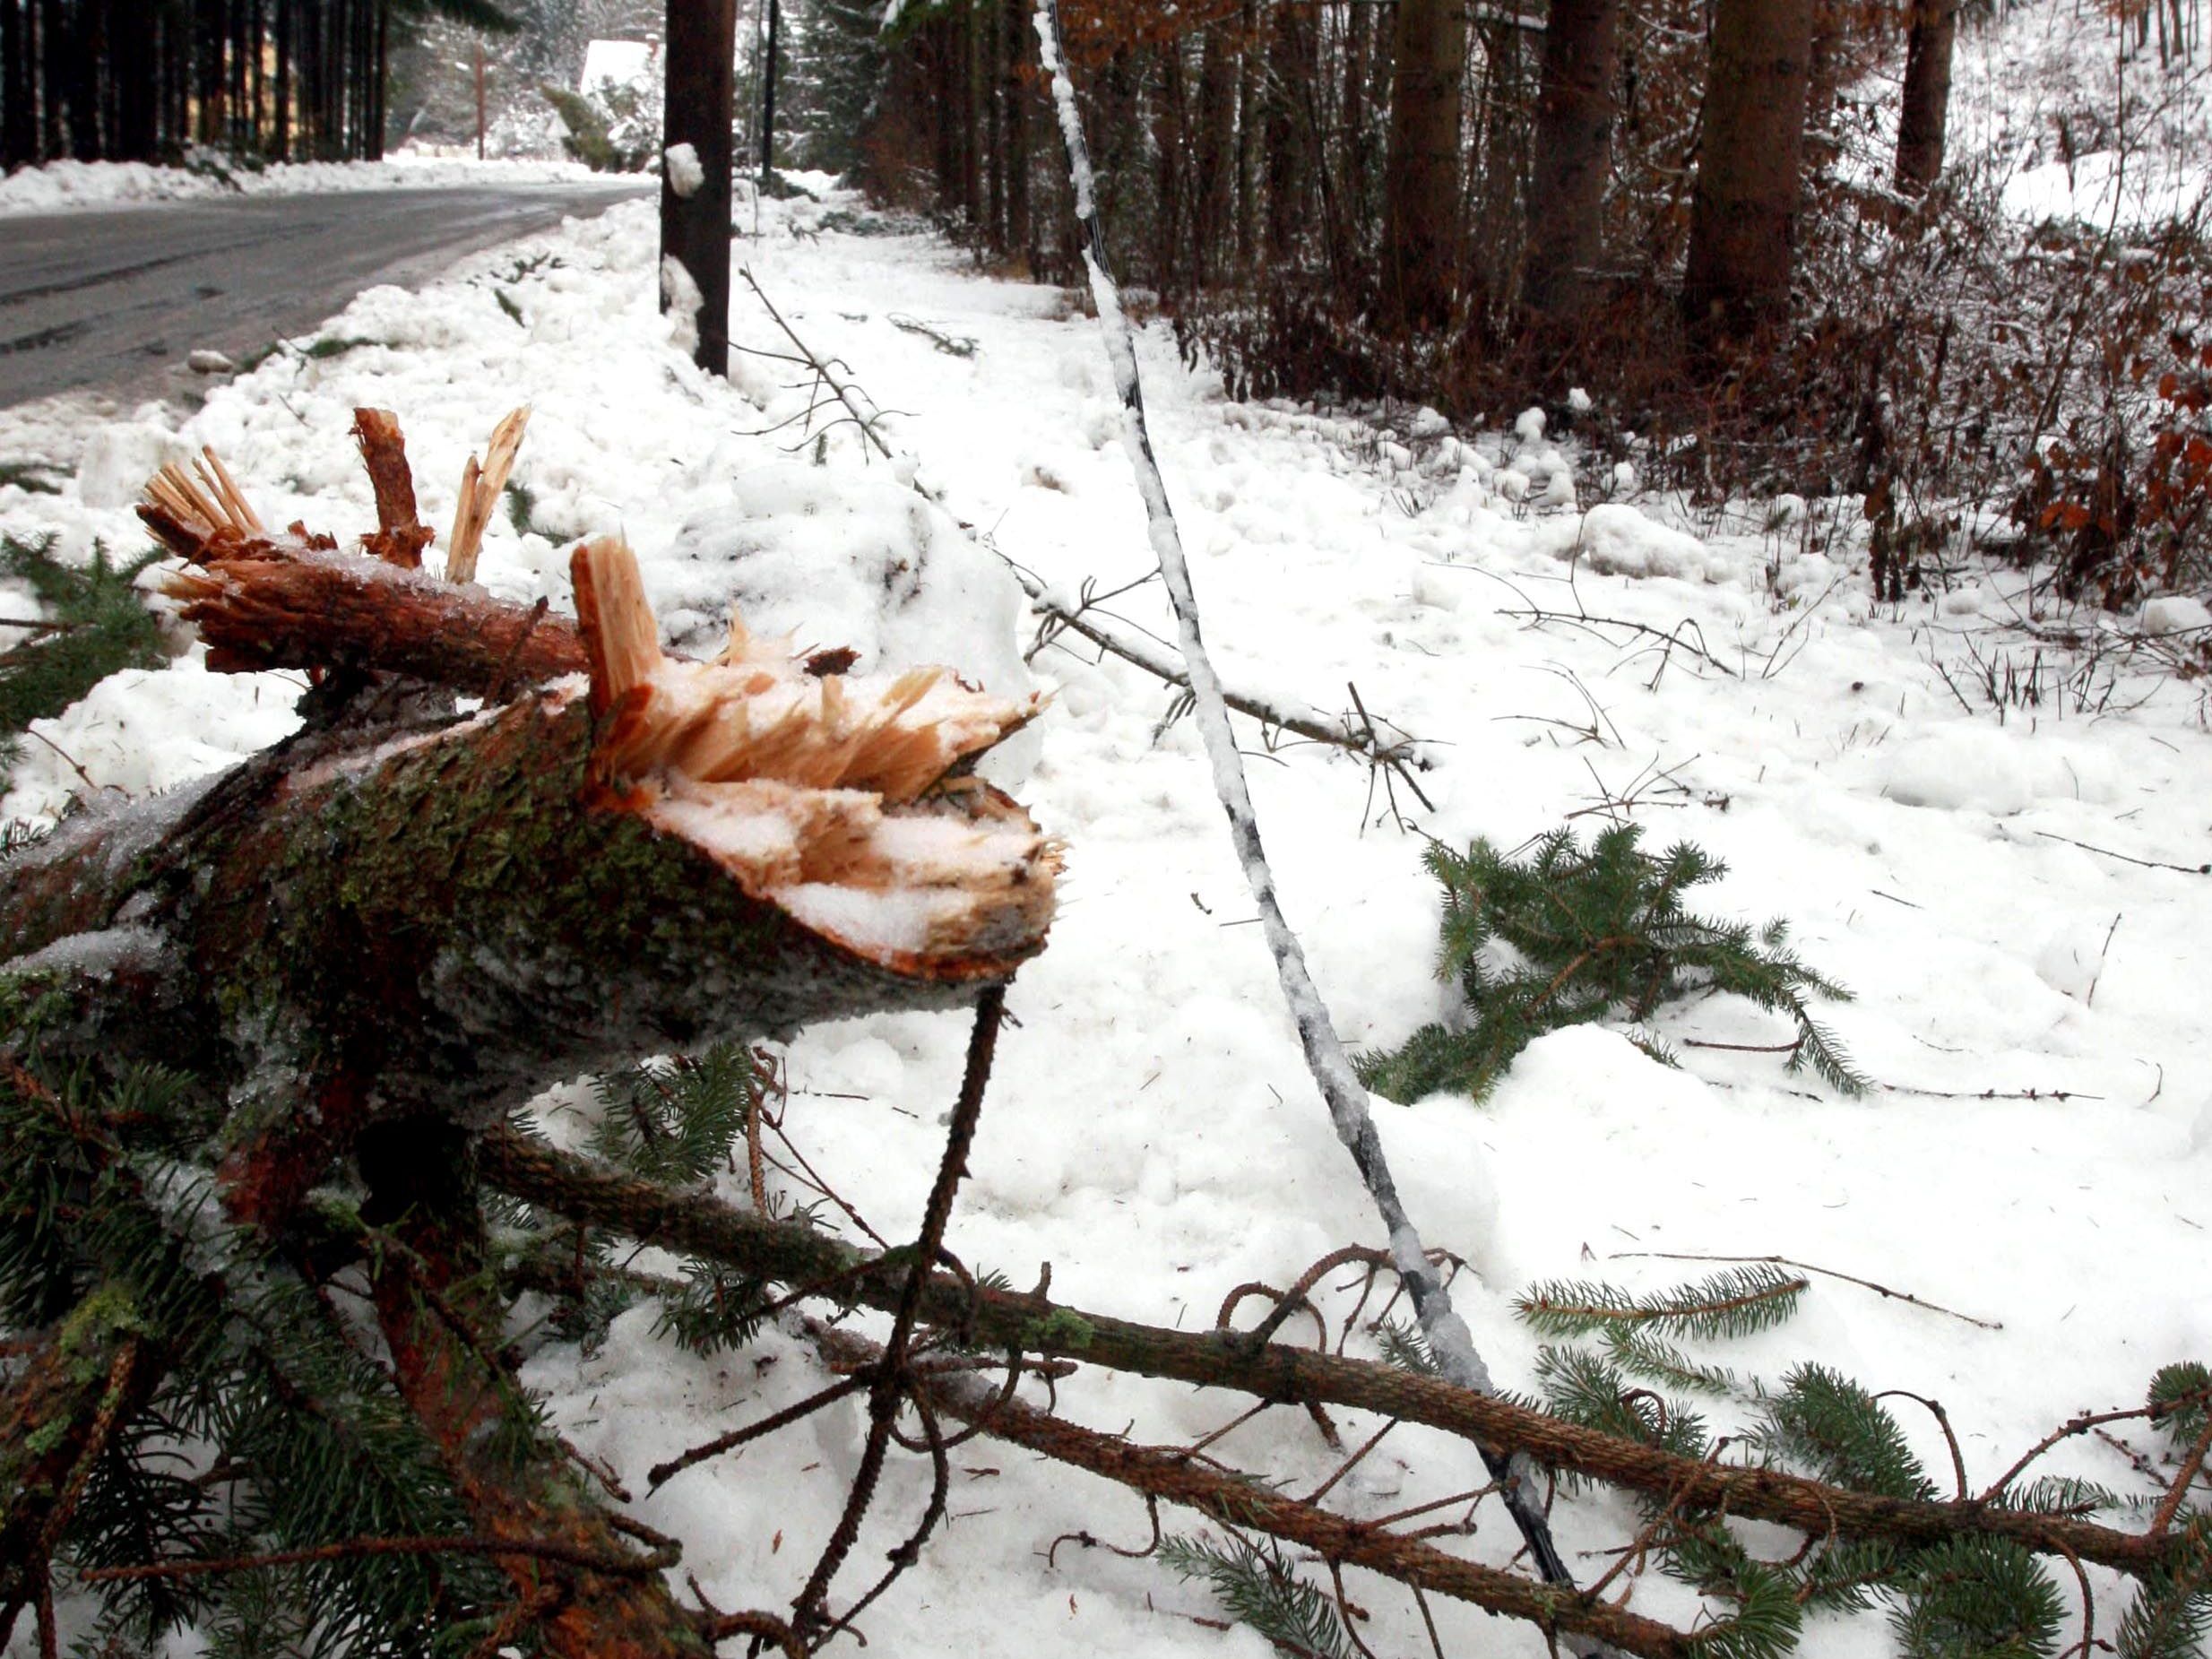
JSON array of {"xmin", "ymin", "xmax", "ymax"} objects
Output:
[{"xmin": 0, "ymin": 181, "xmax": 652, "ymax": 408}]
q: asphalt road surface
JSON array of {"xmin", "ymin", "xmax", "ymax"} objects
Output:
[{"xmin": 0, "ymin": 181, "xmax": 651, "ymax": 408}]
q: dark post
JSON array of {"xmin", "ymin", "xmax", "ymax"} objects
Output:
[
  {"xmin": 663, "ymin": 0, "xmax": 738, "ymax": 376},
  {"xmin": 473, "ymin": 39, "xmax": 485, "ymax": 159},
  {"xmin": 759, "ymin": 0, "xmax": 778, "ymax": 183}
]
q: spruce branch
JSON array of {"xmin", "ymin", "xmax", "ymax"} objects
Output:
[
  {"xmin": 479, "ymin": 1128, "xmax": 2212, "ymax": 1583},
  {"xmin": 1517, "ymin": 1266, "xmax": 1808, "ymax": 1344},
  {"xmin": 1158, "ymin": 1532, "xmax": 1358, "ymax": 1659},
  {"xmin": 1360, "ymin": 825, "xmax": 1868, "ymax": 1103}
]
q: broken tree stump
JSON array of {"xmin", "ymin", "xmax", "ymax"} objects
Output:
[{"xmin": 6, "ymin": 416, "xmax": 1056, "ymax": 1237}]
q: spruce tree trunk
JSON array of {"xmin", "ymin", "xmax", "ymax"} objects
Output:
[
  {"xmin": 1262, "ymin": 0, "xmax": 1313, "ymax": 267},
  {"xmin": 986, "ymin": 0, "xmax": 1005, "ymax": 246},
  {"xmin": 1235, "ymin": 0, "xmax": 1257, "ymax": 269},
  {"xmin": 1, "ymin": 0, "xmax": 30, "ymax": 168},
  {"xmin": 964, "ymin": 1, "xmax": 983, "ymax": 225},
  {"xmin": 1005, "ymin": 0, "xmax": 1032, "ymax": 267},
  {"xmin": 39, "ymin": 0, "xmax": 66, "ymax": 158},
  {"xmin": 760, "ymin": 0, "xmax": 779, "ymax": 177},
  {"xmin": 1152, "ymin": 39, "xmax": 1188, "ymax": 298},
  {"xmin": 273, "ymin": 0, "xmax": 290, "ymax": 158},
  {"xmin": 1681, "ymin": 0, "xmax": 1814, "ymax": 333},
  {"xmin": 1380, "ymin": 0, "xmax": 1468, "ymax": 329},
  {"xmin": 115, "ymin": 0, "xmax": 156, "ymax": 157},
  {"xmin": 1894, "ymin": 0, "xmax": 1958, "ymax": 194},
  {"xmin": 1196, "ymin": 9, "xmax": 1237, "ymax": 288},
  {"xmin": 1339, "ymin": 0, "xmax": 1370, "ymax": 240},
  {"xmin": 1522, "ymin": 0, "xmax": 1618, "ymax": 321}
]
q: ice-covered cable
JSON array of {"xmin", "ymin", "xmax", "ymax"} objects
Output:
[{"xmin": 1030, "ymin": 0, "xmax": 1599, "ymax": 1626}]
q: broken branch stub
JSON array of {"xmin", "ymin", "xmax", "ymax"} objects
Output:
[
  {"xmin": 351, "ymin": 409, "xmax": 436, "ymax": 569},
  {"xmin": 570, "ymin": 537, "xmax": 1058, "ymax": 968}
]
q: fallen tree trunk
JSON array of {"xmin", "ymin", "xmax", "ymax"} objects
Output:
[{"xmin": 6, "ymin": 436, "xmax": 1054, "ymax": 1241}]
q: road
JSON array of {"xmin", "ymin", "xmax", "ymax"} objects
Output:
[{"xmin": 0, "ymin": 181, "xmax": 651, "ymax": 408}]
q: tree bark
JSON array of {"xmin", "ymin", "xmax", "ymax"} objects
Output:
[
  {"xmin": 1, "ymin": 0, "xmax": 32, "ymax": 169},
  {"xmin": 760, "ymin": 0, "xmax": 779, "ymax": 179},
  {"xmin": 1894, "ymin": 0, "xmax": 1958, "ymax": 194},
  {"xmin": 114, "ymin": 0, "xmax": 157, "ymax": 157},
  {"xmin": 7, "ymin": 432, "xmax": 1053, "ymax": 1242},
  {"xmin": 1681, "ymin": 0, "xmax": 1815, "ymax": 333},
  {"xmin": 661, "ymin": 0, "xmax": 738, "ymax": 374},
  {"xmin": 1004, "ymin": 0, "xmax": 1032, "ymax": 267},
  {"xmin": 365, "ymin": 1125, "xmax": 714, "ymax": 1658},
  {"xmin": 1522, "ymin": 0, "xmax": 1618, "ymax": 321},
  {"xmin": 1262, "ymin": 0, "xmax": 1313, "ymax": 267},
  {"xmin": 1194, "ymin": 9, "xmax": 1237, "ymax": 288},
  {"xmin": 1380, "ymin": 0, "xmax": 1468, "ymax": 329}
]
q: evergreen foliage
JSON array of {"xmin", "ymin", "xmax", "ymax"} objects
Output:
[
  {"xmin": 1516, "ymin": 1263, "xmax": 1806, "ymax": 1343},
  {"xmin": 0, "ymin": 1053, "xmax": 499, "ymax": 1655},
  {"xmin": 1445, "ymin": 1268, "xmax": 2188, "ymax": 1659},
  {"xmin": 2153, "ymin": 1362, "xmax": 2212, "ymax": 1448},
  {"xmin": 2116, "ymin": 1519, "xmax": 2212, "ymax": 1659},
  {"xmin": 1890, "ymin": 1537, "xmax": 2068, "ymax": 1659},
  {"xmin": 0, "ymin": 1029, "xmax": 778, "ymax": 1651},
  {"xmin": 0, "ymin": 536, "xmax": 167, "ymax": 791},
  {"xmin": 781, "ymin": 0, "xmax": 887, "ymax": 174},
  {"xmin": 586, "ymin": 1046, "xmax": 762, "ymax": 1188},
  {"xmin": 539, "ymin": 83, "xmax": 656, "ymax": 172},
  {"xmin": 1356, "ymin": 826, "xmax": 1868, "ymax": 1103},
  {"xmin": 1159, "ymin": 1531, "xmax": 1357, "ymax": 1659},
  {"xmin": 1750, "ymin": 1363, "xmax": 1938, "ymax": 1502},
  {"xmin": 505, "ymin": 1042, "xmax": 781, "ymax": 1361}
]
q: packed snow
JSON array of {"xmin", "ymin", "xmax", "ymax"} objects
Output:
[{"xmin": 2, "ymin": 171, "xmax": 2209, "ymax": 1659}]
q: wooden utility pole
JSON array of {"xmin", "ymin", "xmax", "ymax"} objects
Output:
[
  {"xmin": 760, "ymin": 0, "xmax": 779, "ymax": 183},
  {"xmin": 473, "ymin": 40, "xmax": 486, "ymax": 159},
  {"xmin": 662, "ymin": 0, "xmax": 737, "ymax": 376}
]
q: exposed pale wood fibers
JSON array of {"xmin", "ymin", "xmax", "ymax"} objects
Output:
[{"xmin": 445, "ymin": 407, "xmax": 531, "ymax": 586}]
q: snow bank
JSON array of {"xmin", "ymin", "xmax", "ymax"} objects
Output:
[{"xmin": 0, "ymin": 152, "xmax": 595, "ymax": 217}]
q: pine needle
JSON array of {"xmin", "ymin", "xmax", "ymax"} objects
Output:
[{"xmin": 1516, "ymin": 1265, "xmax": 1807, "ymax": 1342}]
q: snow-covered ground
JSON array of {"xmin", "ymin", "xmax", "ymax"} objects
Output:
[
  {"xmin": 1953, "ymin": 0, "xmax": 2211, "ymax": 224},
  {"xmin": 0, "ymin": 149, "xmax": 597, "ymax": 217},
  {"xmin": 2, "ymin": 179, "xmax": 2208, "ymax": 1658}
]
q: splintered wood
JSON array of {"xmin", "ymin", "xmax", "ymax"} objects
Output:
[
  {"xmin": 136, "ymin": 409, "xmax": 1058, "ymax": 977},
  {"xmin": 351, "ymin": 409, "xmax": 436, "ymax": 568},
  {"xmin": 571, "ymin": 537, "xmax": 1058, "ymax": 963},
  {"xmin": 445, "ymin": 408, "xmax": 530, "ymax": 586}
]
